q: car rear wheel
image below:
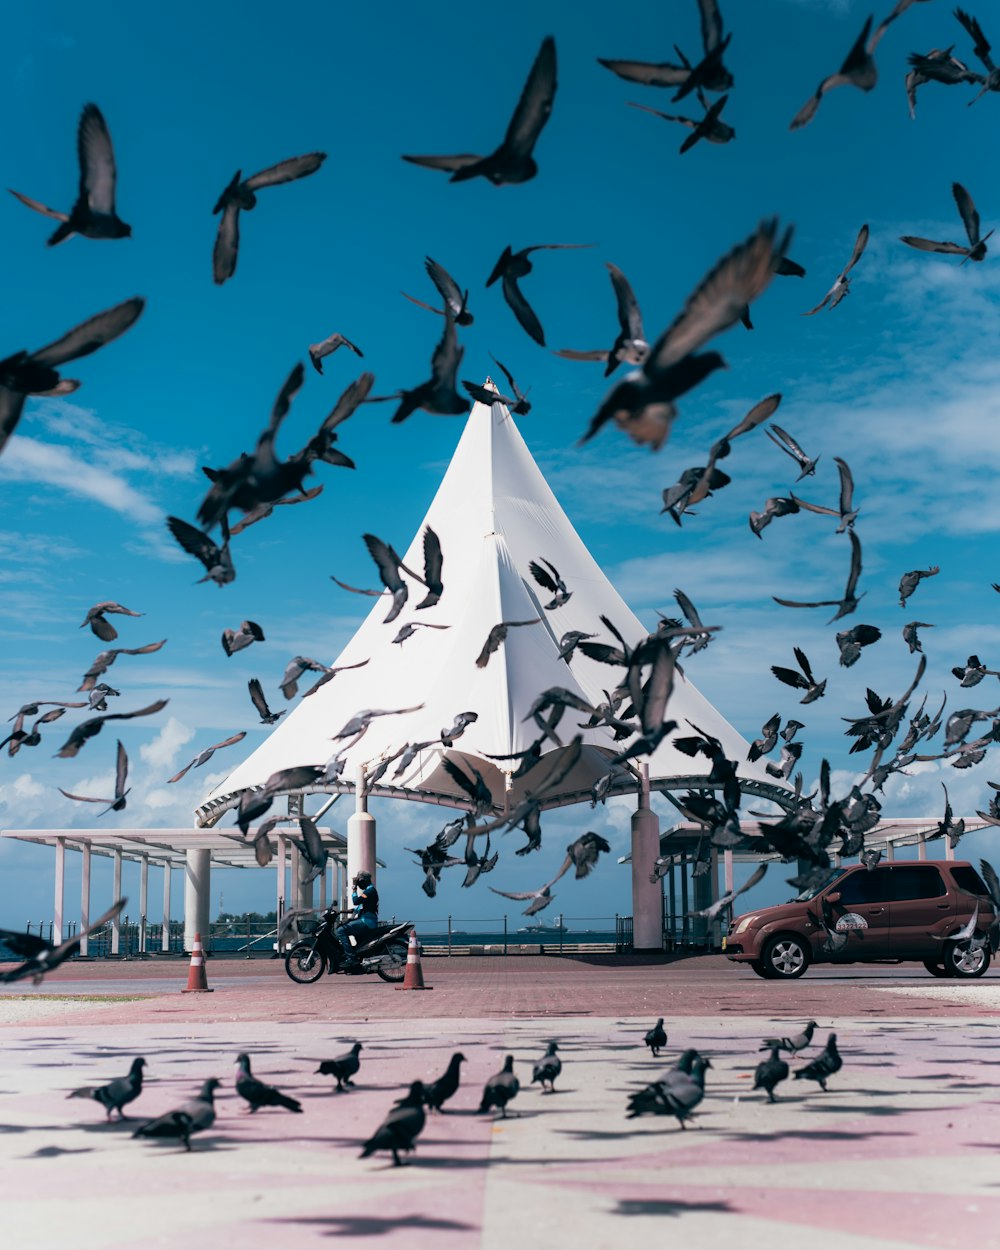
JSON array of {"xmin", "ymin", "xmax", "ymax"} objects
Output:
[
  {"xmin": 922, "ymin": 959, "xmax": 950, "ymax": 978},
  {"xmin": 943, "ymin": 940, "xmax": 990, "ymax": 979},
  {"xmin": 761, "ymin": 935, "xmax": 810, "ymax": 980}
]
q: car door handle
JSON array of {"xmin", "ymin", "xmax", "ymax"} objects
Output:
[
  {"xmin": 865, "ymin": 907, "xmax": 884, "ymax": 915},
  {"xmin": 936, "ymin": 904, "xmax": 950, "ymax": 909}
]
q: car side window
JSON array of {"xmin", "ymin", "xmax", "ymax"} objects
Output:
[
  {"xmin": 891, "ymin": 866, "xmax": 946, "ymax": 900},
  {"xmin": 838, "ymin": 869, "xmax": 891, "ymax": 905}
]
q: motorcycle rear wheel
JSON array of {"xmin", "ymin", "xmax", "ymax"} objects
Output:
[
  {"xmin": 285, "ymin": 941, "xmax": 327, "ymax": 984},
  {"xmin": 376, "ymin": 938, "xmax": 409, "ymax": 983}
]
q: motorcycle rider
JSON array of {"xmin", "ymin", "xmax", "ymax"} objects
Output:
[{"xmin": 337, "ymin": 870, "xmax": 378, "ymax": 971}]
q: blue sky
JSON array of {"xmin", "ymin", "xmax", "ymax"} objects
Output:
[{"xmin": 2, "ymin": 0, "xmax": 1000, "ymax": 929}]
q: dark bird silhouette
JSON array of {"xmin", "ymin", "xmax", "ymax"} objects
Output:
[
  {"xmin": 766, "ymin": 423, "xmax": 819, "ymax": 480},
  {"xmin": 168, "ymin": 732, "xmax": 246, "ymax": 783},
  {"xmin": 792, "ymin": 456, "xmax": 858, "ymax": 531},
  {"xmin": 488, "ymin": 243, "xmax": 593, "ymax": 347},
  {"xmin": 644, "ymin": 1018, "xmax": 667, "ymax": 1057},
  {"xmin": 598, "ymin": 0, "xmax": 733, "ymax": 96},
  {"xmin": 0, "ymin": 898, "xmax": 125, "ymax": 984},
  {"xmin": 748, "ymin": 713, "xmax": 782, "ymax": 762},
  {"xmin": 554, "ymin": 263, "xmax": 648, "ymax": 375},
  {"xmin": 530, "ymin": 558, "xmax": 571, "ymax": 610},
  {"xmin": 899, "ymin": 564, "xmax": 939, "ymax": 606},
  {"xmin": 166, "ymin": 514, "xmax": 235, "ymax": 586},
  {"xmin": 59, "ymin": 739, "xmax": 130, "ymax": 814},
  {"xmin": 476, "ymin": 618, "xmax": 541, "ymax": 668},
  {"xmin": 791, "ymin": 18, "xmax": 877, "ymax": 130},
  {"xmin": 772, "ymin": 648, "xmax": 826, "ymax": 703},
  {"xmin": 754, "ymin": 1047, "xmax": 790, "ymax": 1102},
  {"xmin": 229, "ymin": 485, "xmax": 325, "ymax": 536},
  {"xmin": 463, "ymin": 358, "xmax": 531, "ymax": 415},
  {"xmin": 402, "ymin": 257, "xmax": 473, "ymax": 325},
  {"xmin": 761, "ymin": 1020, "xmax": 818, "ymax": 1054},
  {"xmin": 360, "ymin": 1081, "xmax": 426, "ymax": 1166},
  {"xmin": 235, "ymin": 1053, "xmax": 302, "ymax": 1113},
  {"xmin": 403, "ymin": 36, "xmax": 556, "ymax": 185},
  {"xmin": 952, "ymin": 654, "xmax": 1000, "ymax": 687},
  {"xmin": 794, "ymin": 1032, "xmax": 842, "ymax": 1090},
  {"xmin": 479, "ymin": 1055, "xmax": 520, "ymax": 1117},
  {"xmin": 901, "ymin": 182, "xmax": 992, "ymax": 261},
  {"xmin": 581, "ymin": 219, "xmax": 791, "ymax": 449},
  {"xmin": 316, "ymin": 1042, "xmax": 363, "ymax": 1092},
  {"xmin": 10, "ymin": 104, "xmax": 131, "ymax": 244},
  {"xmin": 80, "ymin": 601, "xmax": 143, "ymax": 643},
  {"xmin": 212, "ymin": 153, "xmax": 326, "ymax": 284},
  {"xmin": 773, "ymin": 529, "xmax": 865, "ymax": 622},
  {"xmin": 77, "ymin": 639, "xmax": 166, "ymax": 692},
  {"xmin": 424, "ymin": 1053, "xmax": 466, "ymax": 1112},
  {"xmin": 532, "ymin": 1042, "xmax": 562, "ymax": 1092},
  {"xmin": 67, "ymin": 1057, "xmax": 146, "ymax": 1119},
  {"xmin": 442, "ymin": 756, "xmax": 495, "ymax": 815},
  {"xmin": 626, "ymin": 1055, "xmax": 711, "ymax": 1128},
  {"xmin": 749, "ymin": 495, "xmax": 800, "ymax": 537},
  {"xmin": 0, "ymin": 296, "xmax": 145, "ymax": 457},
  {"xmin": 55, "ymin": 702, "xmax": 167, "ymax": 759},
  {"xmin": 836, "ymin": 624, "xmax": 882, "ymax": 668},
  {"xmin": 248, "ymin": 677, "xmax": 284, "ymax": 725},
  {"xmin": 222, "ymin": 620, "xmax": 264, "ymax": 657},
  {"xmin": 132, "ymin": 1079, "xmax": 220, "ymax": 1151},
  {"xmin": 803, "ymin": 226, "xmax": 869, "ymax": 314},
  {"xmin": 954, "ymin": 7, "xmax": 1000, "ymax": 103},
  {"xmin": 906, "ymin": 46, "xmax": 984, "ymax": 118},
  {"xmin": 383, "ymin": 312, "xmax": 468, "ymax": 424},
  {"xmin": 627, "ymin": 95, "xmax": 735, "ymax": 154}
]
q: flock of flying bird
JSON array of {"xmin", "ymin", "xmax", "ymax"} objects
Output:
[
  {"xmin": 3, "ymin": 0, "xmax": 1000, "ymax": 924},
  {"xmin": 50, "ymin": 1016, "xmax": 843, "ymax": 1161}
]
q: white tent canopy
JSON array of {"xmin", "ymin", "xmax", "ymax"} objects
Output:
[{"xmin": 197, "ymin": 386, "xmax": 791, "ymax": 829}]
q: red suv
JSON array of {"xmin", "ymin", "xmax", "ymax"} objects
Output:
[{"xmin": 724, "ymin": 861, "xmax": 995, "ymax": 979}]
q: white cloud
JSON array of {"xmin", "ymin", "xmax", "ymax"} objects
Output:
[
  {"xmin": 139, "ymin": 717, "xmax": 194, "ymax": 771},
  {"xmin": 0, "ymin": 437, "xmax": 164, "ymax": 524}
]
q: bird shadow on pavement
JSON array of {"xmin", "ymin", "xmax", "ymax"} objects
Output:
[
  {"xmin": 613, "ymin": 1198, "xmax": 733, "ymax": 1217},
  {"xmin": 555, "ymin": 1128, "xmax": 643, "ymax": 1141},
  {"xmin": 134, "ymin": 1133, "xmax": 239, "ymax": 1153},
  {"xmin": 723, "ymin": 1129, "xmax": 912, "ymax": 1143},
  {"xmin": 269, "ymin": 1213, "xmax": 477, "ymax": 1235},
  {"xmin": 22, "ymin": 1145, "xmax": 94, "ymax": 1158}
]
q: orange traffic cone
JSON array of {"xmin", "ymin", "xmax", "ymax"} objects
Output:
[
  {"xmin": 395, "ymin": 930, "xmax": 432, "ymax": 991},
  {"xmin": 182, "ymin": 932, "xmax": 214, "ymax": 993}
]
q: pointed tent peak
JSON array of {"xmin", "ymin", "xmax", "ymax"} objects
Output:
[{"xmin": 482, "ymin": 376, "xmax": 499, "ymax": 393}]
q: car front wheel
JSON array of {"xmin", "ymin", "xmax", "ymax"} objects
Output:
[
  {"xmin": 761, "ymin": 934, "xmax": 811, "ymax": 979},
  {"xmin": 942, "ymin": 940, "xmax": 990, "ymax": 979}
]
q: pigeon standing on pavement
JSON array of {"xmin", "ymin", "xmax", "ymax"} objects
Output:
[
  {"xmin": 132, "ymin": 1078, "xmax": 221, "ymax": 1151},
  {"xmin": 235, "ymin": 1053, "xmax": 302, "ymax": 1113},
  {"xmin": 360, "ymin": 1081, "xmax": 426, "ymax": 1166},
  {"xmin": 532, "ymin": 1042, "xmax": 562, "ymax": 1092},
  {"xmin": 423, "ymin": 1053, "xmax": 466, "ymax": 1112},
  {"xmin": 67, "ymin": 1057, "xmax": 146, "ymax": 1119},
  {"xmin": 644, "ymin": 1018, "xmax": 667, "ymax": 1057},
  {"xmin": 626, "ymin": 1056, "xmax": 711, "ymax": 1128},
  {"xmin": 794, "ymin": 1033, "xmax": 843, "ymax": 1091},
  {"xmin": 760, "ymin": 1020, "xmax": 818, "ymax": 1054},
  {"xmin": 753, "ymin": 1047, "xmax": 790, "ymax": 1103},
  {"xmin": 316, "ymin": 1042, "xmax": 363, "ymax": 1092},
  {"xmin": 479, "ymin": 1055, "xmax": 520, "ymax": 1117}
]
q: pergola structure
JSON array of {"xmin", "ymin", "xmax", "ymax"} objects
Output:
[
  {"xmin": 0, "ymin": 825, "xmax": 347, "ymax": 952},
  {"xmin": 194, "ymin": 385, "xmax": 796, "ymax": 950}
]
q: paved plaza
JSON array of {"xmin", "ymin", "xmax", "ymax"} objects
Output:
[{"xmin": 2, "ymin": 955, "xmax": 1000, "ymax": 1250}]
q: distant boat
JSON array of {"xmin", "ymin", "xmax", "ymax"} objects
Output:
[{"xmin": 517, "ymin": 915, "xmax": 567, "ymax": 935}]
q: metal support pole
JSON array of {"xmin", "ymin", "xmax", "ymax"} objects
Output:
[
  {"xmin": 885, "ymin": 839, "xmax": 895, "ymax": 862},
  {"xmin": 289, "ymin": 843, "xmax": 301, "ymax": 912},
  {"xmin": 630, "ymin": 761, "xmax": 662, "ymax": 951},
  {"xmin": 723, "ymin": 849, "xmax": 734, "ymax": 895},
  {"xmin": 347, "ymin": 764, "xmax": 376, "ymax": 884},
  {"xmin": 668, "ymin": 857, "xmax": 676, "ymax": 951},
  {"xmin": 162, "ymin": 863, "xmax": 172, "ymax": 951},
  {"xmin": 112, "ymin": 847, "xmax": 123, "ymax": 955},
  {"xmin": 276, "ymin": 835, "xmax": 287, "ymax": 924},
  {"xmin": 945, "ymin": 836, "xmax": 956, "ymax": 861},
  {"xmin": 139, "ymin": 854, "xmax": 148, "ymax": 954},
  {"xmin": 448, "ymin": 915, "xmax": 452, "ymax": 956},
  {"xmin": 319, "ymin": 862, "xmax": 328, "ymax": 909},
  {"xmin": 183, "ymin": 848, "xmax": 211, "ymax": 953},
  {"xmin": 79, "ymin": 842, "xmax": 92, "ymax": 956},
  {"xmin": 53, "ymin": 836, "xmax": 66, "ymax": 946},
  {"xmin": 679, "ymin": 853, "xmax": 689, "ymax": 947},
  {"xmin": 918, "ymin": 832, "xmax": 927, "ymax": 861}
]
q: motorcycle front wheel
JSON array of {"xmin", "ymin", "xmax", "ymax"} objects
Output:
[
  {"xmin": 376, "ymin": 938, "xmax": 410, "ymax": 983},
  {"xmin": 285, "ymin": 941, "xmax": 327, "ymax": 984}
]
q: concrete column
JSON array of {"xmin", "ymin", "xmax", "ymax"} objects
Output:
[
  {"xmin": 723, "ymin": 849, "xmax": 734, "ymax": 895},
  {"xmin": 691, "ymin": 861, "xmax": 714, "ymax": 947},
  {"xmin": 112, "ymin": 847, "xmax": 122, "ymax": 955},
  {"xmin": 347, "ymin": 764, "xmax": 376, "ymax": 885},
  {"xmin": 630, "ymin": 764, "xmax": 662, "ymax": 952},
  {"xmin": 885, "ymin": 840, "xmax": 895, "ymax": 862},
  {"xmin": 276, "ymin": 835, "xmax": 287, "ymax": 922},
  {"xmin": 161, "ymin": 864, "xmax": 172, "ymax": 951},
  {"xmin": 53, "ymin": 836, "xmax": 66, "ymax": 946},
  {"xmin": 945, "ymin": 837, "xmax": 955, "ymax": 861},
  {"xmin": 918, "ymin": 833, "xmax": 927, "ymax": 861},
  {"xmin": 289, "ymin": 844, "xmax": 301, "ymax": 911},
  {"xmin": 139, "ymin": 855, "xmax": 149, "ymax": 953},
  {"xmin": 184, "ymin": 848, "xmax": 211, "ymax": 952},
  {"xmin": 319, "ymin": 864, "xmax": 328, "ymax": 910},
  {"xmin": 667, "ymin": 858, "xmax": 676, "ymax": 951},
  {"xmin": 79, "ymin": 843, "xmax": 92, "ymax": 956}
]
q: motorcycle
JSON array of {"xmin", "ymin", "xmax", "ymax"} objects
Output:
[{"xmin": 284, "ymin": 906, "xmax": 413, "ymax": 984}]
